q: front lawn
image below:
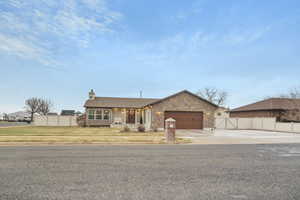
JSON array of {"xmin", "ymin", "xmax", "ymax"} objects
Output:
[{"xmin": 0, "ymin": 126, "xmax": 190, "ymax": 144}]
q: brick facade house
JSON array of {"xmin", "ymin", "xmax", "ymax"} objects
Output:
[
  {"xmin": 84, "ymin": 90, "xmax": 218, "ymax": 130},
  {"xmin": 230, "ymin": 98, "xmax": 300, "ymax": 122}
]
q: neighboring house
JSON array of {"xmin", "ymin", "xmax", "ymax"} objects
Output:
[
  {"xmin": 75, "ymin": 111, "xmax": 82, "ymax": 116},
  {"xmin": 214, "ymin": 107, "xmax": 230, "ymax": 118},
  {"xmin": 7, "ymin": 111, "xmax": 31, "ymax": 122},
  {"xmin": 230, "ymin": 98, "xmax": 300, "ymax": 122},
  {"xmin": 84, "ymin": 90, "xmax": 218, "ymax": 130},
  {"xmin": 47, "ymin": 112, "xmax": 58, "ymax": 116},
  {"xmin": 61, "ymin": 110, "xmax": 75, "ymax": 116}
]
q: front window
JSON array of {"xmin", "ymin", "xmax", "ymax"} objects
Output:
[
  {"xmin": 88, "ymin": 110, "xmax": 95, "ymax": 120},
  {"xmin": 95, "ymin": 110, "xmax": 102, "ymax": 120},
  {"xmin": 103, "ymin": 110, "xmax": 110, "ymax": 120},
  {"xmin": 88, "ymin": 109, "xmax": 111, "ymax": 120}
]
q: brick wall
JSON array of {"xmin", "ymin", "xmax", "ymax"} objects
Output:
[
  {"xmin": 281, "ymin": 110, "xmax": 300, "ymax": 122},
  {"xmin": 229, "ymin": 110, "xmax": 280, "ymax": 118},
  {"xmin": 230, "ymin": 110, "xmax": 300, "ymax": 122}
]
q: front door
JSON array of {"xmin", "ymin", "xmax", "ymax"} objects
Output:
[{"xmin": 126, "ymin": 110, "xmax": 136, "ymax": 124}]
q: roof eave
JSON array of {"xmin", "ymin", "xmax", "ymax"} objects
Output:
[
  {"xmin": 145, "ymin": 90, "xmax": 219, "ymax": 108},
  {"xmin": 230, "ymin": 108, "xmax": 286, "ymax": 113}
]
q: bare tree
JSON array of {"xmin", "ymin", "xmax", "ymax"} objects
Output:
[
  {"xmin": 197, "ymin": 87, "xmax": 228, "ymax": 106},
  {"xmin": 25, "ymin": 97, "xmax": 54, "ymax": 122},
  {"xmin": 288, "ymin": 87, "xmax": 300, "ymax": 99},
  {"xmin": 39, "ymin": 99, "xmax": 53, "ymax": 115},
  {"xmin": 25, "ymin": 98, "xmax": 41, "ymax": 122},
  {"xmin": 267, "ymin": 86, "xmax": 300, "ymax": 99}
]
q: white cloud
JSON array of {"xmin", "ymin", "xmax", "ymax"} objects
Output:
[
  {"xmin": 223, "ymin": 26, "xmax": 271, "ymax": 45},
  {"xmin": 0, "ymin": 0, "xmax": 123, "ymax": 67},
  {"xmin": 131, "ymin": 26, "xmax": 272, "ymax": 66},
  {"xmin": 0, "ymin": 33, "xmax": 61, "ymax": 68}
]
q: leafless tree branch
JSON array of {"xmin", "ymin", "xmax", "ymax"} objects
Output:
[
  {"xmin": 25, "ymin": 97, "xmax": 53, "ymax": 122},
  {"xmin": 25, "ymin": 98, "xmax": 41, "ymax": 122},
  {"xmin": 197, "ymin": 87, "xmax": 228, "ymax": 106},
  {"xmin": 39, "ymin": 99, "xmax": 53, "ymax": 115}
]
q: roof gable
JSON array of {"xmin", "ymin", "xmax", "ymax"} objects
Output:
[{"xmin": 146, "ymin": 90, "xmax": 219, "ymax": 107}]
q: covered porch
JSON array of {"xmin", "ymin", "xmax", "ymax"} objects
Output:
[{"xmin": 111, "ymin": 107, "xmax": 152, "ymax": 130}]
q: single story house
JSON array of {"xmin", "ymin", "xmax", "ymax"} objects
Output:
[
  {"xmin": 47, "ymin": 112, "xmax": 58, "ymax": 116},
  {"xmin": 230, "ymin": 98, "xmax": 300, "ymax": 122},
  {"xmin": 61, "ymin": 110, "xmax": 76, "ymax": 116},
  {"xmin": 84, "ymin": 90, "xmax": 218, "ymax": 130},
  {"xmin": 7, "ymin": 111, "xmax": 31, "ymax": 122}
]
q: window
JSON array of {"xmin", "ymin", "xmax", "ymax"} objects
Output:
[
  {"xmin": 88, "ymin": 109, "xmax": 111, "ymax": 120},
  {"xmin": 103, "ymin": 110, "xmax": 110, "ymax": 120},
  {"xmin": 95, "ymin": 110, "xmax": 102, "ymax": 120},
  {"xmin": 88, "ymin": 110, "xmax": 95, "ymax": 120}
]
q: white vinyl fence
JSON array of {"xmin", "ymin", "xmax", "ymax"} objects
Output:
[
  {"xmin": 33, "ymin": 115, "xmax": 78, "ymax": 126},
  {"xmin": 215, "ymin": 118, "xmax": 300, "ymax": 133}
]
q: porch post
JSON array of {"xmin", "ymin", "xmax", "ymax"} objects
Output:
[
  {"xmin": 142, "ymin": 110, "xmax": 145, "ymax": 124},
  {"xmin": 123, "ymin": 109, "xmax": 127, "ymax": 125},
  {"xmin": 135, "ymin": 109, "xmax": 139, "ymax": 125}
]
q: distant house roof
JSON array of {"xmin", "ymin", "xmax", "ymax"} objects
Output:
[
  {"xmin": 61, "ymin": 110, "xmax": 75, "ymax": 116},
  {"xmin": 84, "ymin": 90, "xmax": 218, "ymax": 109},
  {"xmin": 47, "ymin": 112, "xmax": 58, "ymax": 116},
  {"xmin": 84, "ymin": 97, "xmax": 159, "ymax": 108},
  {"xmin": 231, "ymin": 98, "xmax": 300, "ymax": 112}
]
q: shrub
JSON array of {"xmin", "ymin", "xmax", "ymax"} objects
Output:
[
  {"xmin": 137, "ymin": 125, "xmax": 145, "ymax": 132},
  {"xmin": 77, "ymin": 114, "xmax": 86, "ymax": 127},
  {"xmin": 121, "ymin": 126, "xmax": 130, "ymax": 132}
]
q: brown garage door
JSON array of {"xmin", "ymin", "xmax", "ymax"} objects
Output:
[{"xmin": 164, "ymin": 111, "xmax": 203, "ymax": 129}]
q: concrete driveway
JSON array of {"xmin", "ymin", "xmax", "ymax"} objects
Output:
[{"xmin": 177, "ymin": 129, "xmax": 300, "ymax": 144}]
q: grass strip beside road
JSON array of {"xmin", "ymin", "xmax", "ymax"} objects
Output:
[{"xmin": 0, "ymin": 127, "xmax": 190, "ymax": 144}]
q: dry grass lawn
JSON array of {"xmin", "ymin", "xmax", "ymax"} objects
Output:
[{"xmin": 0, "ymin": 126, "xmax": 190, "ymax": 144}]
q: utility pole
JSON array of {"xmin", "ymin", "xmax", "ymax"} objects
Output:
[{"xmin": 140, "ymin": 91, "xmax": 143, "ymax": 98}]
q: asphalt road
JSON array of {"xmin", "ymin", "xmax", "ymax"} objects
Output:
[{"xmin": 0, "ymin": 144, "xmax": 300, "ymax": 200}]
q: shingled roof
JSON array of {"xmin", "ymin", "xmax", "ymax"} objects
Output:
[
  {"xmin": 84, "ymin": 97, "xmax": 159, "ymax": 108},
  {"xmin": 231, "ymin": 98, "xmax": 300, "ymax": 112},
  {"xmin": 84, "ymin": 90, "xmax": 219, "ymax": 109}
]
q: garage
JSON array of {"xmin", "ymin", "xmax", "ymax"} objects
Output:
[{"xmin": 165, "ymin": 111, "xmax": 203, "ymax": 129}]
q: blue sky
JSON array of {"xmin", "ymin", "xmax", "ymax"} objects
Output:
[{"xmin": 0, "ymin": 0, "xmax": 300, "ymax": 113}]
